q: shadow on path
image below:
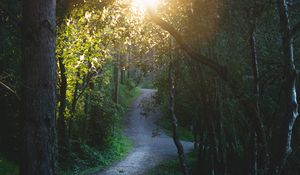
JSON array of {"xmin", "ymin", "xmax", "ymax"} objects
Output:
[{"xmin": 94, "ymin": 89, "xmax": 194, "ymax": 175}]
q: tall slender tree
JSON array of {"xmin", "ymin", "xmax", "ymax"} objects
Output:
[{"xmin": 269, "ymin": 0, "xmax": 299, "ymax": 174}]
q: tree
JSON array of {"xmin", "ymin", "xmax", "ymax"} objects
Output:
[
  {"xmin": 148, "ymin": 0, "xmax": 300, "ymax": 174},
  {"xmin": 168, "ymin": 38, "xmax": 189, "ymax": 175},
  {"xmin": 21, "ymin": 0, "xmax": 57, "ymax": 174},
  {"xmin": 269, "ymin": 0, "xmax": 299, "ymax": 174}
]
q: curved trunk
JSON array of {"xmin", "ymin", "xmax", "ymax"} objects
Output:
[
  {"xmin": 168, "ymin": 62, "xmax": 189, "ymax": 175},
  {"xmin": 269, "ymin": 0, "xmax": 298, "ymax": 174}
]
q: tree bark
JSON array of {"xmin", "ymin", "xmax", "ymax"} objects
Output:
[
  {"xmin": 57, "ymin": 57, "xmax": 68, "ymax": 160},
  {"xmin": 21, "ymin": 0, "xmax": 57, "ymax": 174},
  {"xmin": 113, "ymin": 52, "xmax": 120, "ymax": 104},
  {"xmin": 268, "ymin": 0, "xmax": 298, "ymax": 174},
  {"xmin": 168, "ymin": 62, "xmax": 189, "ymax": 175},
  {"xmin": 82, "ymin": 88, "xmax": 92, "ymax": 141},
  {"xmin": 127, "ymin": 46, "xmax": 131, "ymax": 79},
  {"xmin": 120, "ymin": 57, "xmax": 126, "ymax": 84},
  {"xmin": 68, "ymin": 77, "xmax": 79, "ymax": 139},
  {"xmin": 249, "ymin": 28, "xmax": 259, "ymax": 175},
  {"xmin": 169, "ymin": 37, "xmax": 189, "ymax": 174}
]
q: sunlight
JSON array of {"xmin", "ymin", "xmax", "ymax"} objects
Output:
[{"xmin": 131, "ymin": 0, "xmax": 159, "ymax": 13}]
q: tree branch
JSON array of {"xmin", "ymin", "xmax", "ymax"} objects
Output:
[
  {"xmin": 0, "ymin": 79, "xmax": 20, "ymax": 100},
  {"xmin": 149, "ymin": 13, "xmax": 229, "ymax": 81}
]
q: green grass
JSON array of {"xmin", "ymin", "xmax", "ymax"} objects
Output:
[
  {"xmin": 60, "ymin": 135, "xmax": 132, "ymax": 175},
  {"xmin": 147, "ymin": 151, "xmax": 197, "ymax": 175},
  {"xmin": 140, "ymin": 77, "xmax": 155, "ymax": 89},
  {"xmin": 81, "ymin": 86, "xmax": 140, "ymax": 175},
  {"xmin": 0, "ymin": 154, "xmax": 18, "ymax": 175},
  {"xmin": 0, "ymin": 85, "xmax": 141, "ymax": 175},
  {"xmin": 157, "ymin": 117, "xmax": 194, "ymax": 142},
  {"xmin": 60, "ymin": 85, "xmax": 141, "ymax": 175},
  {"xmin": 119, "ymin": 85, "xmax": 141, "ymax": 108}
]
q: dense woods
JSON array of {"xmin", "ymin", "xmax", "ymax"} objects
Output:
[{"xmin": 1, "ymin": 0, "xmax": 300, "ymax": 175}]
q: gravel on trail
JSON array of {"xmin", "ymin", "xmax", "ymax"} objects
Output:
[{"xmin": 94, "ymin": 89, "xmax": 194, "ymax": 175}]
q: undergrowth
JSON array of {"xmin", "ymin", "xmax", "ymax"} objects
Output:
[
  {"xmin": 59, "ymin": 85, "xmax": 140, "ymax": 175},
  {"xmin": 157, "ymin": 116, "xmax": 194, "ymax": 142},
  {"xmin": 59, "ymin": 135, "xmax": 132, "ymax": 175},
  {"xmin": 140, "ymin": 76, "xmax": 155, "ymax": 89},
  {"xmin": 147, "ymin": 151, "xmax": 197, "ymax": 175},
  {"xmin": 0, "ymin": 85, "xmax": 141, "ymax": 175}
]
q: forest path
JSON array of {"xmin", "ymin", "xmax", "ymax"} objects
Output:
[{"xmin": 95, "ymin": 89, "xmax": 194, "ymax": 175}]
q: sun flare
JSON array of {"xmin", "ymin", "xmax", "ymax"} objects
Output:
[{"xmin": 131, "ymin": 0, "xmax": 159, "ymax": 12}]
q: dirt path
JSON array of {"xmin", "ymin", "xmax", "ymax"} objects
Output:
[{"xmin": 96, "ymin": 89, "xmax": 194, "ymax": 175}]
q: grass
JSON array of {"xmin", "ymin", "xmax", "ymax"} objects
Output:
[
  {"xmin": 147, "ymin": 112, "xmax": 197, "ymax": 175},
  {"xmin": 119, "ymin": 85, "xmax": 141, "ymax": 108},
  {"xmin": 140, "ymin": 77, "xmax": 155, "ymax": 89},
  {"xmin": 60, "ymin": 135, "xmax": 132, "ymax": 175},
  {"xmin": 0, "ymin": 154, "xmax": 18, "ymax": 175},
  {"xmin": 157, "ymin": 116, "xmax": 194, "ymax": 142},
  {"xmin": 0, "ymin": 85, "xmax": 141, "ymax": 175},
  {"xmin": 60, "ymin": 85, "xmax": 141, "ymax": 175},
  {"xmin": 147, "ymin": 151, "xmax": 197, "ymax": 175}
]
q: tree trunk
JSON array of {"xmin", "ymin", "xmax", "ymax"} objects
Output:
[
  {"xmin": 120, "ymin": 60, "xmax": 126, "ymax": 84},
  {"xmin": 83, "ymin": 90, "xmax": 92, "ymax": 140},
  {"xmin": 127, "ymin": 46, "xmax": 131, "ymax": 80},
  {"xmin": 57, "ymin": 57, "xmax": 68, "ymax": 160},
  {"xmin": 269, "ymin": 0, "xmax": 298, "ymax": 174},
  {"xmin": 249, "ymin": 28, "xmax": 259, "ymax": 175},
  {"xmin": 113, "ymin": 53, "xmax": 120, "ymax": 104},
  {"xmin": 217, "ymin": 81, "xmax": 227, "ymax": 175},
  {"xmin": 68, "ymin": 74, "xmax": 79, "ymax": 141},
  {"xmin": 21, "ymin": 0, "xmax": 57, "ymax": 174},
  {"xmin": 168, "ymin": 61, "xmax": 189, "ymax": 175}
]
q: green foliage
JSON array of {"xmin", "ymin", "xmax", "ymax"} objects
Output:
[
  {"xmin": 0, "ymin": 0, "xmax": 22, "ymax": 162},
  {"xmin": 54, "ymin": 1, "xmax": 148, "ymax": 173},
  {"xmin": 141, "ymin": 75, "xmax": 155, "ymax": 89},
  {"xmin": 0, "ymin": 154, "xmax": 18, "ymax": 175},
  {"xmin": 147, "ymin": 151, "xmax": 197, "ymax": 175},
  {"xmin": 119, "ymin": 83, "xmax": 141, "ymax": 107},
  {"xmin": 157, "ymin": 116, "xmax": 194, "ymax": 142},
  {"xmin": 59, "ymin": 82, "xmax": 140, "ymax": 174},
  {"xmin": 59, "ymin": 135, "xmax": 132, "ymax": 175},
  {"xmin": 1, "ymin": 0, "xmax": 300, "ymax": 174}
]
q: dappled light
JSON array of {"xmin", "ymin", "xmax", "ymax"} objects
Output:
[{"xmin": 1, "ymin": 0, "xmax": 300, "ymax": 175}]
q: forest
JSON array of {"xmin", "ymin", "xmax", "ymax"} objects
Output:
[{"xmin": 0, "ymin": 0, "xmax": 300, "ymax": 175}]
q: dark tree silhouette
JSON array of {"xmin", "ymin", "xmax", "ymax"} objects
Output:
[{"xmin": 21, "ymin": 0, "xmax": 57, "ymax": 174}]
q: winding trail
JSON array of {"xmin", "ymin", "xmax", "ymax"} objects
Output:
[{"xmin": 96, "ymin": 89, "xmax": 194, "ymax": 175}]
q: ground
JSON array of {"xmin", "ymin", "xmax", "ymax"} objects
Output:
[{"xmin": 94, "ymin": 89, "xmax": 193, "ymax": 175}]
